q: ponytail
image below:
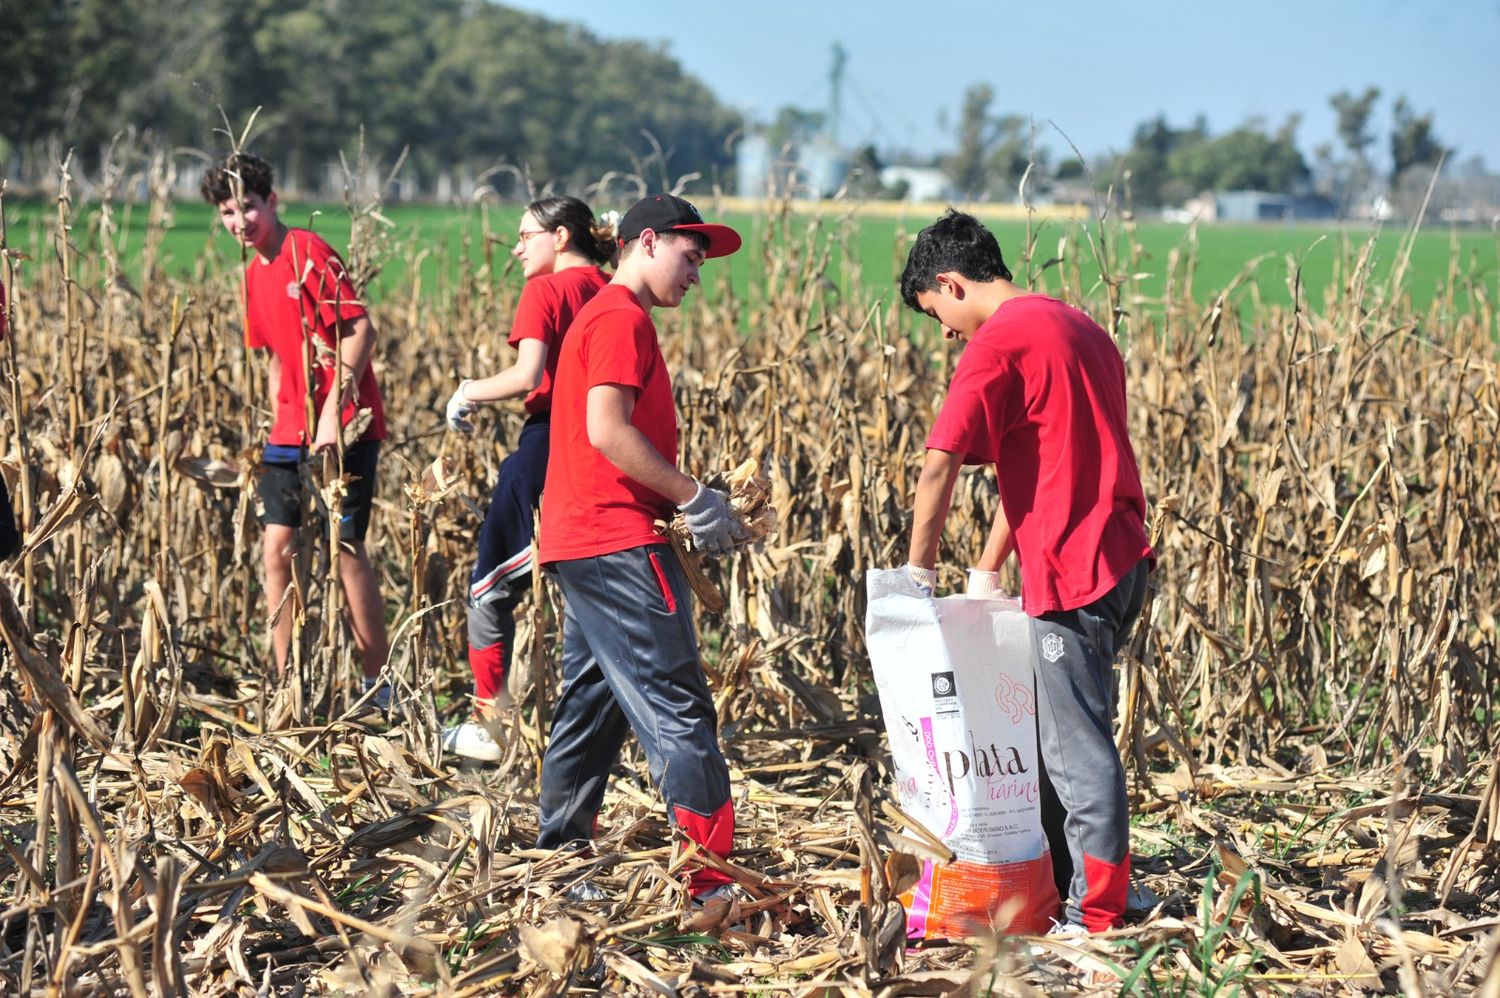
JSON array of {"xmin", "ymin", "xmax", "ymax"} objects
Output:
[{"xmin": 526, "ymin": 196, "xmax": 617, "ymax": 268}]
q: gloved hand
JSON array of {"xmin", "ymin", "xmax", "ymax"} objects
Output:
[
  {"xmin": 446, "ymin": 380, "xmax": 477, "ymax": 434},
  {"xmin": 678, "ymin": 482, "xmax": 747, "ymax": 557},
  {"xmin": 906, "ymin": 563, "xmax": 937, "ymax": 597},
  {"xmin": 966, "ymin": 568, "xmax": 1003, "ymax": 599}
]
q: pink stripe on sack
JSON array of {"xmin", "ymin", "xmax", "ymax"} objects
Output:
[
  {"xmin": 905, "ymin": 860, "xmax": 936, "ymax": 940},
  {"xmin": 920, "ymin": 717, "xmax": 960, "ymax": 837}
]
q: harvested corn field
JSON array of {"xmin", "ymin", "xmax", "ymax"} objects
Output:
[{"xmin": 0, "ymin": 173, "xmax": 1498, "ymax": 996}]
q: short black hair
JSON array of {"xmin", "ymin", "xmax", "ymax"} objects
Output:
[
  {"xmin": 200, "ymin": 152, "xmax": 274, "ymax": 204},
  {"xmin": 620, "ymin": 228, "xmax": 709, "ymax": 260},
  {"xmin": 899, "ymin": 209, "xmax": 1012, "ymax": 311}
]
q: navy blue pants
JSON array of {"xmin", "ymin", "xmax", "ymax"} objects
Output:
[
  {"xmin": 1031, "ymin": 558, "xmax": 1150, "ymax": 931},
  {"xmin": 538, "ymin": 544, "xmax": 733, "ymax": 893},
  {"xmin": 466, "ymin": 414, "xmax": 549, "ymax": 703}
]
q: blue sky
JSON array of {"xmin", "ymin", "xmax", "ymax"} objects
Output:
[{"xmin": 504, "ymin": 0, "xmax": 1500, "ymax": 171}]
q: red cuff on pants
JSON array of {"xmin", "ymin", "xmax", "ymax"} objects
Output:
[
  {"xmin": 673, "ymin": 800, "xmax": 735, "ymax": 895},
  {"xmin": 1080, "ymin": 852, "xmax": 1130, "ymax": 933},
  {"xmin": 468, "ymin": 642, "xmax": 505, "ymax": 702}
]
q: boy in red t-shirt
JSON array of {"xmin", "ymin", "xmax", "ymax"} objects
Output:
[
  {"xmin": 200, "ymin": 153, "xmax": 391, "ymax": 706},
  {"xmin": 536, "ymin": 194, "xmax": 745, "ymax": 897},
  {"xmin": 901, "ymin": 210, "xmax": 1154, "ymax": 934}
]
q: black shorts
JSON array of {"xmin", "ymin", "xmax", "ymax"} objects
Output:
[{"xmin": 256, "ymin": 440, "xmax": 380, "ymax": 542}]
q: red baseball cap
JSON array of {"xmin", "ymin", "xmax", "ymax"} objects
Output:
[{"xmin": 617, "ymin": 194, "xmax": 741, "ymax": 259}]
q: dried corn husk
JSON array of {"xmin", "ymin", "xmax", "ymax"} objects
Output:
[
  {"xmin": 667, "ymin": 458, "xmax": 779, "ymax": 550},
  {"xmin": 341, "ymin": 406, "xmax": 375, "ymax": 448},
  {"xmin": 661, "ymin": 459, "xmax": 778, "ymax": 615},
  {"xmin": 406, "ymin": 454, "xmax": 463, "ymax": 507},
  {"xmin": 174, "ymin": 456, "xmax": 241, "ymax": 489}
]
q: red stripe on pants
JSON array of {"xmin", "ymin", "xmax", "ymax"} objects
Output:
[{"xmin": 673, "ymin": 799, "xmax": 734, "ymax": 895}]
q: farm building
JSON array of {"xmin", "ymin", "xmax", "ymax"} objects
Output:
[
  {"xmin": 878, "ymin": 165, "xmax": 952, "ymax": 202},
  {"xmin": 1210, "ymin": 190, "xmax": 1337, "ymax": 222}
]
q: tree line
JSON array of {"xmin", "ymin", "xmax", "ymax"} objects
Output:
[
  {"xmin": 1, "ymin": 0, "xmax": 741, "ymax": 195},
  {"xmin": 1, "ymin": 4, "xmax": 1472, "ymax": 213},
  {"xmin": 934, "ymin": 83, "xmax": 1457, "ymax": 211}
]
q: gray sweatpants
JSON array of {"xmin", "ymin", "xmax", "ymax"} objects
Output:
[
  {"xmin": 537, "ymin": 544, "xmax": 734, "ymax": 895},
  {"xmin": 1030, "ymin": 559, "xmax": 1149, "ymax": 931}
]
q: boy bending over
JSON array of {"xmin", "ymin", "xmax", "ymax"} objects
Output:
[{"xmin": 902, "ymin": 210, "xmax": 1153, "ymax": 933}]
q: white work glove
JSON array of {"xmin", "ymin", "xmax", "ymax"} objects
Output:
[
  {"xmin": 966, "ymin": 569, "xmax": 1002, "ymax": 599},
  {"xmin": 446, "ymin": 380, "xmax": 477, "ymax": 434},
  {"xmin": 678, "ymin": 482, "xmax": 747, "ymax": 558},
  {"xmin": 906, "ymin": 563, "xmax": 937, "ymax": 597}
]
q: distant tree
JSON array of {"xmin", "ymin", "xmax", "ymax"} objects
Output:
[
  {"xmin": 1119, "ymin": 114, "xmax": 1208, "ymax": 209},
  {"xmin": 765, "ymin": 106, "xmax": 826, "ymax": 153},
  {"xmin": 1054, "ymin": 157, "xmax": 1086, "ymax": 181},
  {"xmin": 1328, "ymin": 86, "xmax": 1380, "ymax": 214},
  {"xmin": 846, "ymin": 143, "xmax": 884, "ymax": 197},
  {"xmin": 1170, "ymin": 115, "xmax": 1308, "ymax": 194},
  {"xmin": 0, "ymin": 0, "xmax": 741, "ymax": 195},
  {"xmin": 1329, "ymin": 87, "xmax": 1381, "ymax": 166},
  {"xmin": 940, "ymin": 84, "xmax": 1036, "ymax": 201},
  {"xmin": 1389, "ymin": 96, "xmax": 1449, "ymax": 183},
  {"xmin": 0, "ymin": 0, "xmax": 76, "ymax": 147},
  {"xmin": 944, "ymin": 83, "xmax": 997, "ymax": 199},
  {"xmin": 986, "ymin": 115, "xmax": 1033, "ymax": 197}
]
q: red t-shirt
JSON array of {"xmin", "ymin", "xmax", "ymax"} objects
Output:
[
  {"xmin": 507, "ymin": 265, "xmax": 610, "ymax": 414},
  {"xmin": 926, "ymin": 294, "xmax": 1153, "ymax": 615},
  {"xmin": 244, "ymin": 228, "xmax": 387, "ymax": 446},
  {"xmin": 539, "ymin": 284, "xmax": 678, "ymax": 563}
]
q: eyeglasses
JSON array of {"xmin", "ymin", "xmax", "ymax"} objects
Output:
[{"xmin": 516, "ymin": 229, "xmax": 549, "ymax": 242}]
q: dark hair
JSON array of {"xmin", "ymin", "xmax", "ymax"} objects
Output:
[
  {"xmin": 619, "ymin": 228, "xmax": 709, "ymax": 261},
  {"xmin": 200, "ymin": 152, "xmax": 275, "ymax": 204},
  {"xmin": 899, "ymin": 209, "xmax": 1012, "ymax": 311},
  {"xmin": 528, "ymin": 196, "xmax": 616, "ymax": 267}
]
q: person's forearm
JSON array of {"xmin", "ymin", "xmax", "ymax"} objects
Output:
[
  {"xmin": 975, "ymin": 500, "xmax": 1015, "ymax": 571},
  {"xmin": 321, "ymin": 316, "xmax": 376, "ymax": 423},
  {"xmin": 907, "ymin": 449, "xmax": 963, "ymax": 569},
  {"xmin": 462, "ymin": 340, "xmax": 548, "ymax": 403},
  {"xmin": 267, "ymin": 353, "xmax": 282, "ymax": 409},
  {"xmin": 463, "ymin": 367, "xmax": 536, "ymax": 403},
  {"xmin": 592, "ymin": 422, "xmax": 697, "ymax": 506}
]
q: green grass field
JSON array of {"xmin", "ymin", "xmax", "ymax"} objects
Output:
[{"xmin": 4, "ymin": 197, "xmax": 1495, "ymax": 318}]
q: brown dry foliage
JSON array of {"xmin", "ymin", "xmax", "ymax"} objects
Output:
[{"xmin": 0, "ymin": 168, "xmax": 1496, "ymax": 996}]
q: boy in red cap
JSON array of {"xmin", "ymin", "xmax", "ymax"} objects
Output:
[
  {"xmin": 536, "ymin": 194, "xmax": 744, "ymax": 897},
  {"xmin": 901, "ymin": 210, "xmax": 1154, "ymax": 934},
  {"xmin": 200, "ymin": 153, "xmax": 391, "ymax": 707}
]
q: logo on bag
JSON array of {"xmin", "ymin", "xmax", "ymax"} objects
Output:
[
  {"xmin": 1041, "ymin": 633, "xmax": 1066, "ymax": 663},
  {"xmin": 994, "ymin": 672, "xmax": 1037, "ymax": 723},
  {"xmin": 930, "ymin": 672, "xmax": 960, "ymax": 716}
]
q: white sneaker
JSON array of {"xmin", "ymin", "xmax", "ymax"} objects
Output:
[
  {"xmin": 1030, "ymin": 919, "xmax": 1088, "ymax": 955},
  {"xmin": 1046, "ymin": 920, "xmax": 1089, "ymax": 937},
  {"xmin": 564, "ymin": 879, "xmax": 610, "ymax": 903},
  {"xmin": 440, "ymin": 720, "xmax": 504, "ymax": 762},
  {"xmin": 693, "ymin": 882, "xmax": 740, "ymax": 905}
]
